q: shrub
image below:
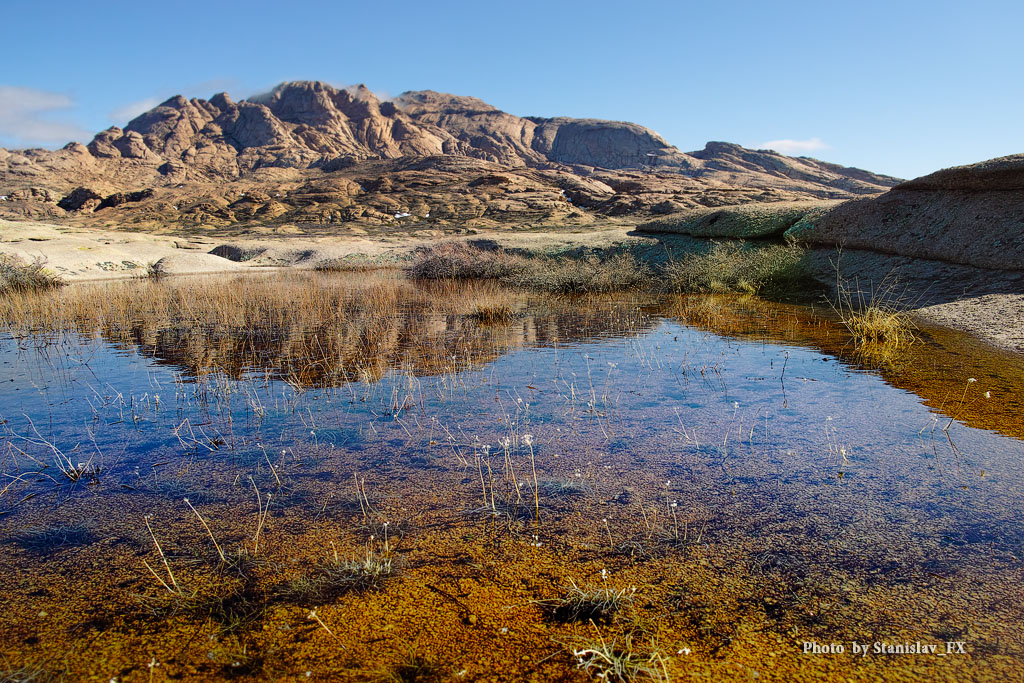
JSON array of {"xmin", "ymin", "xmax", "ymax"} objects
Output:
[
  {"xmin": 0, "ymin": 254, "xmax": 63, "ymax": 294},
  {"xmin": 659, "ymin": 241, "xmax": 808, "ymax": 294}
]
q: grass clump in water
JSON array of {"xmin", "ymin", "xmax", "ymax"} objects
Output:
[
  {"xmin": 12, "ymin": 524, "xmax": 95, "ymax": 554},
  {"xmin": 280, "ymin": 546, "xmax": 396, "ymax": 606},
  {"xmin": 0, "ymin": 254, "xmax": 63, "ymax": 294},
  {"xmin": 832, "ymin": 268, "xmax": 918, "ymax": 350},
  {"xmin": 539, "ymin": 477, "xmax": 593, "ymax": 499},
  {"xmin": 843, "ymin": 305, "xmax": 916, "ymax": 347},
  {"xmin": 568, "ymin": 631, "xmax": 670, "ymax": 682},
  {"xmin": 548, "ymin": 581, "xmax": 636, "ymax": 623},
  {"xmin": 470, "ymin": 300, "xmax": 517, "ymax": 324}
]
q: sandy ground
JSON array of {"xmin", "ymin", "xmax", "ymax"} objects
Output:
[
  {"xmin": 2, "ymin": 218, "xmax": 1021, "ymax": 354},
  {"xmin": 0, "ymin": 220, "xmax": 642, "ymax": 279}
]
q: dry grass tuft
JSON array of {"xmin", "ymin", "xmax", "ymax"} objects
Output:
[
  {"xmin": 0, "ymin": 254, "xmax": 63, "ymax": 294},
  {"xmin": 567, "ymin": 631, "xmax": 671, "ymax": 682},
  {"xmin": 552, "ymin": 581, "xmax": 636, "ymax": 623},
  {"xmin": 832, "ymin": 265, "xmax": 918, "ymax": 350},
  {"xmin": 843, "ymin": 306, "xmax": 917, "ymax": 347}
]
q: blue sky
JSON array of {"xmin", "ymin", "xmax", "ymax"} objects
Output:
[{"xmin": 2, "ymin": 0, "xmax": 1021, "ymax": 179}]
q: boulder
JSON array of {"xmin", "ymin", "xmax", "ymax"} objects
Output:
[{"xmin": 57, "ymin": 187, "xmax": 104, "ymax": 212}]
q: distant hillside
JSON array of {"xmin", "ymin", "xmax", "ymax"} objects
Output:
[{"xmin": 0, "ymin": 81, "xmax": 900, "ymax": 230}]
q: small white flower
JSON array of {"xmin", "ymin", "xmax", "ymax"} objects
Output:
[
  {"xmin": 968, "ymin": 377, "xmax": 977, "ymax": 383},
  {"xmin": 985, "ymin": 391, "xmax": 991, "ymax": 399},
  {"xmin": 523, "ymin": 434, "xmax": 533, "ymax": 446}
]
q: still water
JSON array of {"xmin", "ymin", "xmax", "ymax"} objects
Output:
[{"xmin": 0, "ymin": 273, "xmax": 1021, "ymax": 681}]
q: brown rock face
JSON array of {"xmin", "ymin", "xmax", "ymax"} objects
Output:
[
  {"xmin": 0, "ymin": 80, "xmax": 901, "ymax": 230},
  {"xmin": 801, "ymin": 154, "xmax": 1024, "ymax": 270},
  {"xmin": 56, "ymin": 187, "xmax": 104, "ymax": 211}
]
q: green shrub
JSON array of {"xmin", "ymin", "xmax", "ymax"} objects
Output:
[{"xmin": 659, "ymin": 241, "xmax": 808, "ymax": 294}]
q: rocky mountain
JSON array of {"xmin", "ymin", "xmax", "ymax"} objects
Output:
[{"xmin": 0, "ymin": 81, "xmax": 900, "ymax": 231}]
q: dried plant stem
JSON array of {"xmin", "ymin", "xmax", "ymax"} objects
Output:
[
  {"xmin": 184, "ymin": 498, "xmax": 226, "ymax": 563},
  {"xmin": 144, "ymin": 515, "xmax": 181, "ymax": 594}
]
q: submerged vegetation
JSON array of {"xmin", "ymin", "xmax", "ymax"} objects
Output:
[
  {"xmin": 548, "ymin": 581, "xmax": 637, "ymax": 623},
  {"xmin": 568, "ymin": 631, "xmax": 671, "ymax": 683},
  {"xmin": 281, "ymin": 544, "xmax": 397, "ymax": 605},
  {"xmin": 0, "ymin": 268, "xmax": 1020, "ymax": 681}
]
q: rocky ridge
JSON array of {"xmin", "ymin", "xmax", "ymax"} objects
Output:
[
  {"xmin": 0, "ymin": 81, "xmax": 900, "ymax": 231},
  {"xmin": 796, "ymin": 154, "xmax": 1024, "ymax": 270}
]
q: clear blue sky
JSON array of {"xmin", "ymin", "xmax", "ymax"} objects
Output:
[{"xmin": 2, "ymin": 0, "xmax": 1021, "ymax": 179}]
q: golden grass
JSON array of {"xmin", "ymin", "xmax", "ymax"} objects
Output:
[
  {"xmin": 0, "ymin": 272, "xmax": 662, "ymax": 387},
  {"xmin": 832, "ymin": 267, "xmax": 918, "ymax": 351},
  {"xmin": 0, "ymin": 253, "xmax": 63, "ymax": 294},
  {"xmin": 843, "ymin": 306, "xmax": 917, "ymax": 347}
]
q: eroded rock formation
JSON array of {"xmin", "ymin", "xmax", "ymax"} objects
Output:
[{"xmin": 0, "ymin": 81, "xmax": 900, "ymax": 231}]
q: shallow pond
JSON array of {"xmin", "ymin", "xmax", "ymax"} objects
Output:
[{"xmin": 0, "ymin": 272, "xmax": 1022, "ymax": 682}]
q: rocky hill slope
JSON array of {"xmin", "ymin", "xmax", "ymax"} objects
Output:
[
  {"xmin": 0, "ymin": 81, "xmax": 899, "ymax": 231},
  {"xmin": 795, "ymin": 154, "xmax": 1024, "ymax": 270}
]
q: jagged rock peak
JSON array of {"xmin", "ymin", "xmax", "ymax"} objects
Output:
[
  {"xmin": 394, "ymin": 90, "xmax": 501, "ymax": 115},
  {"xmin": 0, "ymin": 79, "xmax": 902, "ymax": 208}
]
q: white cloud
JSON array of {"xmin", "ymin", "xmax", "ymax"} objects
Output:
[
  {"xmin": 0, "ymin": 86, "xmax": 90, "ymax": 147},
  {"xmin": 109, "ymin": 97, "xmax": 163, "ymax": 124},
  {"xmin": 758, "ymin": 137, "xmax": 828, "ymax": 155}
]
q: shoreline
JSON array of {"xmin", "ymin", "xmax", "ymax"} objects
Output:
[{"xmin": 2, "ymin": 218, "xmax": 1021, "ymax": 355}]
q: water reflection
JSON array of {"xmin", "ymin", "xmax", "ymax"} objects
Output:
[
  {"xmin": 0, "ymin": 273, "xmax": 1022, "ymax": 680},
  {"xmin": 2, "ymin": 273, "xmax": 1020, "ymax": 437}
]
